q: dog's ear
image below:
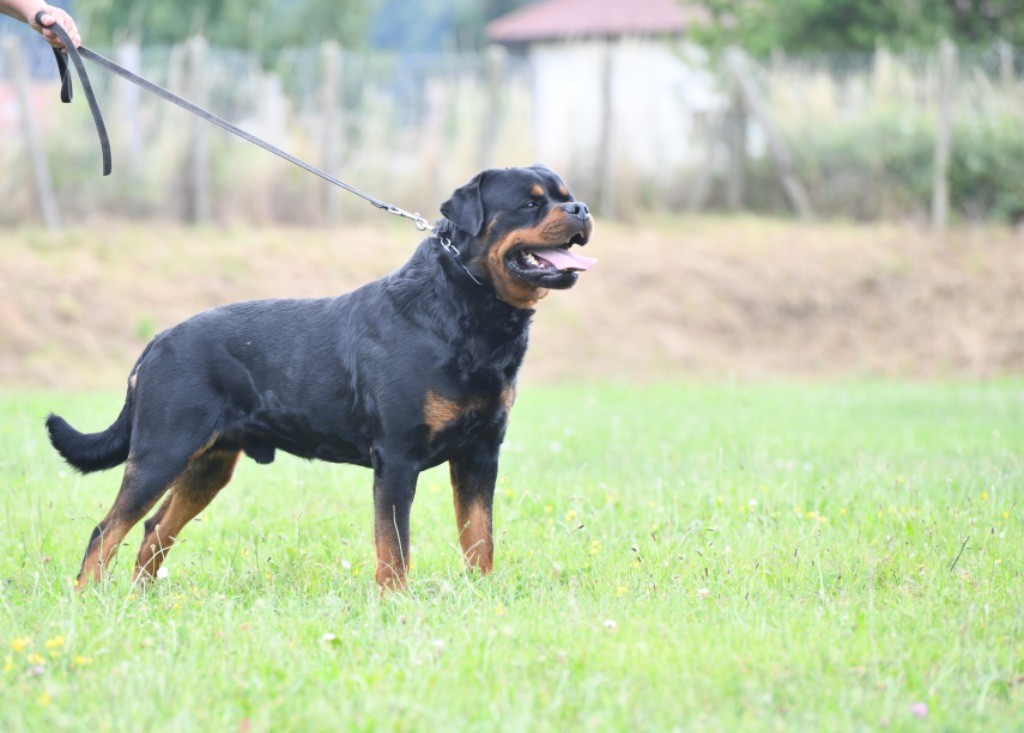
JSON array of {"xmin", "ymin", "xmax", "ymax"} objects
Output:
[{"xmin": 441, "ymin": 172, "xmax": 486, "ymax": 237}]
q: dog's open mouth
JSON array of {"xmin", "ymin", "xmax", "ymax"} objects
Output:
[
  {"xmin": 511, "ymin": 232, "xmax": 596, "ymax": 275},
  {"xmin": 502, "ymin": 225, "xmax": 596, "ymax": 291},
  {"xmin": 514, "ymin": 246, "xmax": 596, "ymax": 273}
]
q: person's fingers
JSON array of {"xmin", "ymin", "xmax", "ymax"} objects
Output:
[
  {"xmin": 30, "ymin": 11, "xmax": 52, "ymax": 31},
  {"xmin": 40, "ymin": 27, "xmax": 63, "ymax": 50},
  {"xmin": 35, "ymin": 8, "xmax": 81, "ymax": 48}
]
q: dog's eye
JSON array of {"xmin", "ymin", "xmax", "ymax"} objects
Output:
[{"xmin": 524, "ymin": 200, "xmax": 539, "ymax": 209}]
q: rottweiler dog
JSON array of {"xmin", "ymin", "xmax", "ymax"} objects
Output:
[{"xmin": 47, "ymin": 164, "xmax": 595, "ymax": 590}]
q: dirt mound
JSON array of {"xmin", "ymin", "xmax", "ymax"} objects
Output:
[{"xmin": 1, "ymin": 218, "xmax": 1022, "ymax": 389}]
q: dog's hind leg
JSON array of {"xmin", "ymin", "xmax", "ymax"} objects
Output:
[
  {"xmin": 76, "ymin": 454, "xmax": 184, "ymax": 588},
  {"xmin": 133, "ymin": 448, "xmax": 241, "ymax": 583}
]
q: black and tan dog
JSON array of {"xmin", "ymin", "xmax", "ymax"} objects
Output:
[{"xmin": 47, "ymin": 165, "xmax": 595, "ymax": 590}]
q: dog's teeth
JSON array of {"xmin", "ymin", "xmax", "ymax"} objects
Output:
[{"xmin": 524, "ymin": 253, "xmax": 538, "ymax": 266}]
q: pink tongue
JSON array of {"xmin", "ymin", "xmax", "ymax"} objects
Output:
[{"xmin": 532, "ymin": 248, "xmax": 597, "ymax": 271}]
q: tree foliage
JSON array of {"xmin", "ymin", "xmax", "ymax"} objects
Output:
[
  {"xmin": 696, "ymin": 0, "xmax": 1024, "ymax": 54},
  {"xmin": 82, "ymin": 0, "xmax": 372, "ymax": 50},
  {"xmin": 369, "ymin": 0, "xmax": 534, "ymax": 52},
  {"xmin": 82, "ymin": 0, "xmax": 534, "ymax": 53}
]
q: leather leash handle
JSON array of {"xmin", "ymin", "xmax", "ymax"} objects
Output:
[
  {"xmin": 52, "ymin": 45, "xmax": 72, "ymax": 102},
  {"xmin": 36, "ymin": 10, "xmax": 111, "ymax": 175}
]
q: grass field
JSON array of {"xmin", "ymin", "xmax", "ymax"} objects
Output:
[{"xmin": 1, "ymin": 382, "xmax": 1022, "ymax": 731}]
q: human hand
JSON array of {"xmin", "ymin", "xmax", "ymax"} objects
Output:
[{"xmin": 29, "ymin": 4, "xmax": 80, "ymax": 49}]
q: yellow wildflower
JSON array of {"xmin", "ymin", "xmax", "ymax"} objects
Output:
[
  {"xmin": 10, "ymin": 638, "xmax": 30, "ymax": 654},
  {"xmin": 38, "ymin": 693, "xmax": 51, "ymax": 707},
  {"xmin": 45, "ymin": 636, "xmax": 65, "ymax": 650},
  {"xmin": 615, "ymin": 586, "xmax": 628, "ymax": 597}
]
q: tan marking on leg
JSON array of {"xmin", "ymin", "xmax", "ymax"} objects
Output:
[
  {"xmin": 76, "ymin": 460, "xmax": 164, "ymax": 589},
  {"xmin": 454, "ymin": 496, "xmax": 493, "ymax": 574},
  {"xmin": 374, "ymin": 511, "xmax": 408, "ymax": 591},
  {"xmin": 133, "ymin": 450, "xmax": 240, "ymax": 583},
  {"xmin": 77, "ymin": 520, "xmax": 135, "ymax": 587},
  {"xmin": 131, "ymin": 492, "xmax": 173, "ymax": 583},
  {"xmin": 451, "ymin": 457, "xmax": 494, "ymax": 574}
]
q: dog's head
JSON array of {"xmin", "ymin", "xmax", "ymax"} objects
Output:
[{"xmin": 440, "ymin": 165, "xmax": 595, "ymax": 309}]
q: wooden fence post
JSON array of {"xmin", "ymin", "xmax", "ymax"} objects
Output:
[
  {"xmin": 997, "ymin": 40, "xmax": 1014, "ymax": 92},
  {"xmin": 724, "ymin": 80, "xmax": 747, "ymax": 211},
  {"xmin": 4, "ymin": 37, "xmax": 61, "ymax": 229},
  {"xmin": 186, "ymin": 36, "xmax": 211, "ymax": 223},
  {"xmin": 320, "ymin": 40, "xmax": 342, "ymax": 225},
  {"xmin": 931, "ymin": 39, "xmax": 957, "ymax": 234},
  {"xmin": 725, "ymin": 47, "xmax": 814, "ymax": 220},
  {"xmin": 477, "ymin": 45, "xmax": 506, "ymax": 170},
  {"xmin": 684, "ymin": 112, "xmax": 717, "ymax": 212},
  {"xmin": 419, "ymin": 80, "xmax": 448, "ymax": 200},
  {"xmin": 116, "ymin": 41, "xmax": 144, "ymax": 187}
]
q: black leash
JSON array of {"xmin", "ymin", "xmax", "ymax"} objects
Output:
[{"xmin": 35, "ymin": 12, "xmax": 433, "ymax": 230}]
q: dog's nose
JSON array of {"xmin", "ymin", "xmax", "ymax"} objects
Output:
[{"xmin": 563, "ymin": 202, "xmax": 590, "ymax": 221}]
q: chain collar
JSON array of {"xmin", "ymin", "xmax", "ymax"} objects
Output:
[{"xmin": 435, "ymin": 234, "xmax": 483, "ymax": 286}]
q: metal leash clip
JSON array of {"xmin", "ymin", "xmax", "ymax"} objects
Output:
[{"xmin": 386, "ymin": 206, "xmax": 432, "ymax": 231}]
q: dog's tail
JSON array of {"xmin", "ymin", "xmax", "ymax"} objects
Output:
[
  {"xmin": 46, "ymin": 392, "xmax": 132, "ymax": 474},
  {"xmin": 47, "ymin": 342, "xmax": 155, "ymax": 473}
]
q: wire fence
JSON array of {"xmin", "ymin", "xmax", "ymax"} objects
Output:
[
  {"xmin": 0, "ymin": 31, "xmax": 534, "ymax": 227},
  {"xmin": 1, "ymin": 28, "xmax": 1023, "ymax": 228}
]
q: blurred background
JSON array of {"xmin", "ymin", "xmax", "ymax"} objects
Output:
[{"xmin": 1, "ymin": 0, "xmax": 1023, "ymax": 386}]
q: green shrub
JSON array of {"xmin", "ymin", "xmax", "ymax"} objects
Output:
[{"xmin": 767, "ymin": 107, "xmax": 1024, "ymax": 222}]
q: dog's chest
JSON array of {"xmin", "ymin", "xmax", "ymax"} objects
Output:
[
  {"xmin": 423, "ymin": 381, "xmax": 516, "ymax": 451},
  {"xmin": 420, "ymin": 306, "xmax": 528, "ymax": 451},
  {"xmin": 447, "ymin": 327, "xmax": 526, "ymax": 386}
]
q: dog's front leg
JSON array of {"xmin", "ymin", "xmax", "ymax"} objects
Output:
[
  {"xmin": 449, "ymin": 443, "xmax": 500, "ymax": 575},
  {"xmin": 371, "ymin": 447, "xmax": 419, "ymax": 590}
]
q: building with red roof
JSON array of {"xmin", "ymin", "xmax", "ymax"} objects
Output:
[
  {"xmin": 487, "ymin": 0, "xmax": 706, "ymax": 44},
  {"xmin": 485, "ymin": 0, "xmax": 718, "ymax": 209}
]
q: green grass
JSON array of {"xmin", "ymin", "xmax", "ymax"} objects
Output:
[{"xmin": 2, "ymin": 383, "xmax": 1022, "ymax": 731}]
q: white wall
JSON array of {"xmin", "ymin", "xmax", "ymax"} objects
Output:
[{"xmin": 526, "ymin": 37, "xmax": 721, "ymax": 182}]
